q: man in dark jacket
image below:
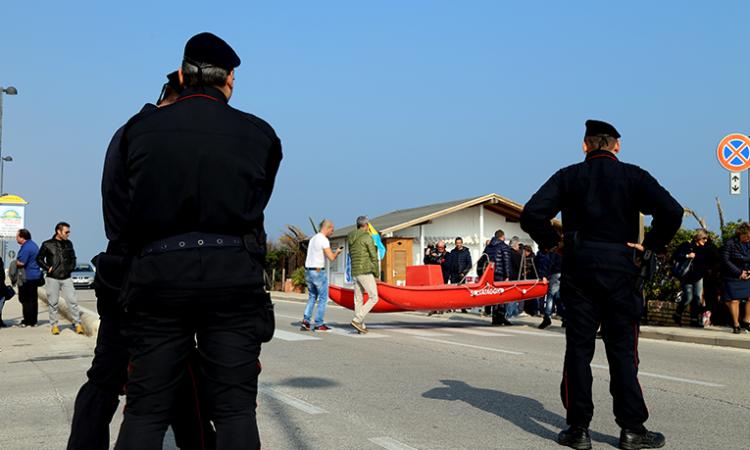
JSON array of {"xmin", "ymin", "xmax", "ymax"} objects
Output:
[
  {"xmin": 448, "ymin": 237, "xmax": 472, "ymax": 284},
  {"xmin": 672, "ymin": 229, "xmax": 709, "ymax": 327},
  {"xmin": 521, "ymin": 119, "xmax": 682, "ymax": 450},
  {"xmin": 424, "ymin": 240, "xmax": 450, "ymax": 283},
  {"xmin": 108, "ymin": 33, "xmax": 281, "ymax": 449},
  {"xmin": 482, "ymin": 230, "xmax": 514, "ymax": 326},
  {"xmin": 37, "ymin": 222, "xmax": 83, "ymax": 335},
  {"xmin": 535, "ymin": 248, "xmax": 563, "ymax": 329}
]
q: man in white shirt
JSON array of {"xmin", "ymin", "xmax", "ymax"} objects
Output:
[{"xmin": 301, "ymin": 220, "xmax": 342, "ymax": 331}]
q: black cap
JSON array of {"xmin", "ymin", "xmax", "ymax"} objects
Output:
[
  {"xmin": 183, "ymin": 32, "xmax": 241, "ymax": 70},
  {"xmin": 166, "ymin": 71, "xmax": 182, "ymax": 93},
  {"xmin": 585, "ymin": 120, "xmax": 621, "ymax": 138}
]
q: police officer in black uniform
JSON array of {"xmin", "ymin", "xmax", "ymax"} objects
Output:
[
  {"xmin": 107, "ymin": 33, "xmax": 281, "ymax": 449},
  {"xmin": 68, "ymin": 72, "xmax": 216, "ymax": 450},
  {"xmin": 521, "ymin": 120, "xmax": 682, "ymax": 450}
]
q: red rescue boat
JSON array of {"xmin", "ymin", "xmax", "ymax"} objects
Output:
[
  {"xmin": 328, "ymin": 284, "xmax": 407, "ymax": 313},
  {"xmin": 328, "ymin": 263, "xmax": 548, "ymax": 313}
]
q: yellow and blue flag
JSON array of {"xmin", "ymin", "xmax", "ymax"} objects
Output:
[{"xmin": 368, "ymin": 223, "xmax": 386, "ymax": 260}]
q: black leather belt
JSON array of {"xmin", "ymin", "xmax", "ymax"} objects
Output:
[
  {"xmin": 305, "ymin": 267, "xmax": 326, "ymax": 272},
  {"xmin": 141, "ymin": 232, "xmax": 244, "ymax": 256}
]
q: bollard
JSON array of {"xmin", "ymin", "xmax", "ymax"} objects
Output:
[{"xmin": 37, "ymin": 286, "xmax": 100, "ymax": 336}]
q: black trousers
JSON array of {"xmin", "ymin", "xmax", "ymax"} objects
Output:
[
  {"xmin": 67, "ymin": 284, "xmax": 217, "ymax": 450},
  {"xmin": 18, "ymin": 281, "xmax": 40, "ymax": 325},
  {"xmin": 114, "ymin": 290, "xmax": 274, "ymax": 450},
  {"xmin": 559, "ymin": 271, "xmax": 649, "ymax": 431}
]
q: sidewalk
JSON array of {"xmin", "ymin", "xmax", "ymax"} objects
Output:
[
  {"xmin": 270, "ymin": 291, "xmax": 750, "ymax": 350},
  {"xmin": 0, "ymin": 297, "xmax": 94, "ymax": 448}
]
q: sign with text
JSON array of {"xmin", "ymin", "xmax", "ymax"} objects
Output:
[{"xmin": 0, "ymin": 205, "xmax": 24, "ymax": 238}]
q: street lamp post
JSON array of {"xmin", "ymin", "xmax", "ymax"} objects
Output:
[
  {"xmin": 0, "ymin": 156, "xmax": 13, "ymax": 195},
  {"xmin": 0, "ymin": 86, "xmax": 18, "ymax": 260}
]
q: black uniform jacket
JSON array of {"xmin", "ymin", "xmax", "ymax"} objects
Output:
[
  {"xmin": 102, "ymin": 87, "xmax": 282, "ymax": 292},
  {"xmin": 520, "ymin": 150, "xmax": 682, "ymax": 275}
]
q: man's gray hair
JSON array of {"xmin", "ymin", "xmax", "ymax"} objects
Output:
[
  {"xmin": 319, "ymin": 219, "xmax": 332, "ymax": 230},
  {"xmin": 356, "ymin": 216, "xmax": 369, "ymax": 228},
  {"xmin": 510, "ymin": 236, "xmax": 521, "ymax": 245},
  {"xmin": 181, "ymin": 59, "xmax": 229, "ymax": 87}
]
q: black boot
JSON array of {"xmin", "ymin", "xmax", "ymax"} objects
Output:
[
  {"xmin": 558, "ymin": 426, "xmax": 592, "ymax": 450},
  {"xmin": 619, "ymin": 429, "xmax": 666, "ymax": 449},
  {"xmin": 671, "ymin": 312, "xmax": 682, "ymax": 326},
  {"xmin": 538, "ymin": 316, "xmax": 552, "ymax": 329}
]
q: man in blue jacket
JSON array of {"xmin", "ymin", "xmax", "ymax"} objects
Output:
[
  {"xmin": 481, "ymin": 230, "xmax": 514, "ymax": 326},
  {"xmin": 15, "ymin": 228, "xmax": 43, "ymax": 326}
]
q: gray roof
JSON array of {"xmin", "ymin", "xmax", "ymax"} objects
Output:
[{"xmin": 330, "ymin": 193, "xmax": 525, "ymax": 239}]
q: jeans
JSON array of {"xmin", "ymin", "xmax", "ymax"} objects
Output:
[
  {"xmin": 304, "ymin": 269, "xmax": 328, "ymax": 326},
  {"xmin": 544, "ymin": 273, "xmax": 561, "ymax": 318},
  {"xmin": 46, "ymin": 277, "xmax": 81, "ymax": 326},
  {"xmin": 677, "ymin": 278, "xmax": 703, "ymax": 320},
  {"xmin": 505, "ymin": 301, "xmax": 520, "ymax": 318}
]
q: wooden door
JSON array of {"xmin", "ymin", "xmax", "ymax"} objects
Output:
[{"xmin": 382, "ymin": 237, "xmax": 413, "ymax": 285}]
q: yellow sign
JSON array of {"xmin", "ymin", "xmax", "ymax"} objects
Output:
[{"xmin": 0, "ymin": 194, "xmax": 28, "ymax": 205}]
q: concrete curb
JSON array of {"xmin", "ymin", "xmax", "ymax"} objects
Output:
[
  {"xmin": 638, "ymin": 328, "xmax": 750, "ymax": 350},
  {"xmin": 37, "ymin": 286, "xmax": 100, "ymax": 337}
]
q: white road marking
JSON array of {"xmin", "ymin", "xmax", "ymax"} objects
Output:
[
  {"xmin": 273, "ymin": 330, "xmax": 321, "ymax": 342},
  {"xmin": 499, "ymin": 329, "xmax": 563, "ymax": 338},
  {"xmin": 328, "ymin": 327, "xmax": 389, "ymax": 338},
  {"xmin": 416, "ymin": 337, "xmax": 524, "ymax": 355},
  {"xmin": 275, "ymin": 313, "xmax": 302, "ymax": 320},
  {"xmin": 590, "ymin": 364, "xmax": 724, "ymax": 387},
  {"xmin": 369, "ymin": 436, "xmax": 419, "ymax": 450},
  {"xmin": 259, "ymin": 386, "xmax": 328, "ymax": 414},
  {"xmin": 448, "ymin": 328, "xmax": 511, "ymax": 337},
  {"xmin": 391, "ymin": 329, "xmax": 452, "ymax": 337}
]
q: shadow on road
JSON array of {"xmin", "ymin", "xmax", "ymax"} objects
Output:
[
  {"xmin": 275, "ymin": 376, "xmax": 339, "ymax": 389},
  {"xmin": 422, "ymin": 379, "xmax": 618, "ymax": 447}
]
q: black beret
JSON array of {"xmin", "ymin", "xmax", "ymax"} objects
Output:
[
  {"xmin": 166, "ymin": 71, "xmax": 182, "ymax": 93},
  {"xmin": 183, "ymin": 32, "xmax": 241, "ymax": 70},
  {"xmin": 585, "ymin": 119, "xmax": 621, "ymax": 138}
]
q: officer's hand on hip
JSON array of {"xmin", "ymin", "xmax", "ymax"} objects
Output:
[{"xmin": 627, "ymin": 242, "xmax": 644, "ymax": 252}]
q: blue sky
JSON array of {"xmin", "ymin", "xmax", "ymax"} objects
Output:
[{"xmin": 1, "ymin": 1, "xmax": 748, "ymax": 260}]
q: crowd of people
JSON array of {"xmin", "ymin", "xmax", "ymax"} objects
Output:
[
  {"xmin": 671, "ymin": 225, "xmax": 750, "ymax": 334},
  {"xmin": 422, "ymin": 231, "xmax": 563, "ymax": 328},
  {"xmin": 419, "ymin": 225, "xmax": 750, "ymax": 336}
]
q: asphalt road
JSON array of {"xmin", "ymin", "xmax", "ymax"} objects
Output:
[
  {"xmin": 258, "ymin": 295, "xmax": 749, "ymax": 450},
  {"xmin": 1, "ymin": 291, "xmax": 748, "ymax": 449}
]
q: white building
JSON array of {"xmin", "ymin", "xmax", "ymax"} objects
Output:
[{"xmin": 328, "ymin": 193, "xmax": 539, "ymax": 287}]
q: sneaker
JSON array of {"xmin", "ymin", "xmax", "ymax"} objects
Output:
[
  {"xmin": 75, "ymin": 323, "xmax": 85, "ymax": 335},
  {"xmin": 51, "ymin": 325, "xmax": 60, "ymax": 335},
  {"xmin": 619, "ymin": 428, "xmax": 665, "ymax": 449},
  {"xmin": 558, "ymin": 426, "xmax": 592, "ymax": 450},
  {"xmin": 300, "ymin": 320, "xmax": 311, "ymax": 331},
  {"xmin": 350, "ymin": 320, "xmax": 367, "ymax": 334},
  {"xmin": 314, "ymin": 325, "xmax": 332, "ymax": 332},
  {"xmin": 517, "ymin": 312, "xmax": 529, "ymax": 318},
  {"xmin": 538, "ymin": 317, "xmax": 552, "ymax": 330}
]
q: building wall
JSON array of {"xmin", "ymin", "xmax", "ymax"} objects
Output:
[{"xmin": 328, "ymin": 205, "xmax": 535, "ymax": 286}]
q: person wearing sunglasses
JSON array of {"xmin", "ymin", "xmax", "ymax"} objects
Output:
[
  {"xmin": 36, "ymin": 221, "xmax": 84, "ymax": 335},
  {"xmin": 672, "ymin": 229, "xmax": 709, "ymax": 327}
]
